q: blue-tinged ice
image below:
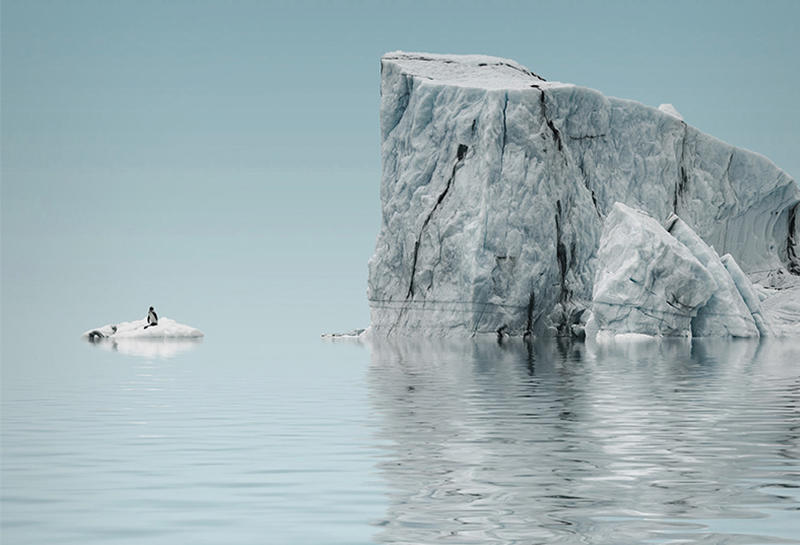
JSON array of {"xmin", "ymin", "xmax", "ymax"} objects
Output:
[
  {"xmin": 720, "ymin": 254, "xmax": 773, "ymax": 337},
  {"xmin": 588, "ymin": 203, "xmax": 715, "ymax": 339},
  {"xmin": 367, "ymin": 52, "xmax": 800, "ymax": 337},
  {"xmin": 665, "ymin": 215, "xmax": 759, "ymax": 337}
]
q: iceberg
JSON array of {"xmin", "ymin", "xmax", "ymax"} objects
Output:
[
  {"xmin": 760, "ymin": 284, "xmax": 800, "ymax": 337},
  {"xmin": 589, "ymin": 203, "xmax": 716, "ymax": 338},
  {"xmin": 368, "ymin": 52, "xmax": 800, "ymax": 337},
  {"xmin": 588, "ymin": 203, "xmax": 772, "ymax": 339},
  {"xmin": 82, "ymin": 318, "xmax": 204, "ymax": 341},
  {"xmin": 720, "ymin": 254, "xmax": 773, "ymax": 336},
  {"xmin": 665, "ymin": 215, "xmax": 759, "ymax": 337}
]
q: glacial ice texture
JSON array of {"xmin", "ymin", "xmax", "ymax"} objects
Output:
[
  {"xmin": 588, "ymin": 203, "xmax": 774, "ymax": 339},
  {"xmin": 590, "ymin": 203, "xmax": 715, "ymax": 338},
  {"xmin": 665, "ymin": 215, "xmax": 760, "ymax": 337},
  {"xmin": 368, "ymin": 52, "xmax": 800, "ymax": 336}
]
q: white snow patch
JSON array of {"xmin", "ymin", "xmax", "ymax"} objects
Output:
[
  {"xmin": 382, "ymin": 51, "xmax": 556, "ymax": 90},
  {"xmin": 658, "ymin": 103, "xmax": 683, "ymax": 120}
]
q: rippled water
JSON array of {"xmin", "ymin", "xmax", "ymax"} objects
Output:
[
  {"xmin": 368, "ymin": 337, "xmax": 800, "ymax": 544},
  {"xmin": 2, "ymin": 335, "xmax": 800, "ymax": 544}
]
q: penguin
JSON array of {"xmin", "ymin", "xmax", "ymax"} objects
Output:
[{"xmin": 144, "ymin": 306, "xmax": 158, "ymax": 329}]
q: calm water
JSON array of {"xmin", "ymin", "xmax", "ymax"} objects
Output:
[{"xmin": 2, "ymin": 334, "xmax": 800, "ymax": 544}]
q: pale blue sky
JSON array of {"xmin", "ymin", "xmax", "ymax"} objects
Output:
[{"xmin": 3, "ymin": 0, "xmax": 799, "ymax": 349}]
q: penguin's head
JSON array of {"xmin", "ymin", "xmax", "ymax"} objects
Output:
[{"xmin": 149, "ymin": 306, "xmax": 154, "ymax": 311}]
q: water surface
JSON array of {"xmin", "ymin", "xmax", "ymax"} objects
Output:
[
  {"xmin": 368, "ymin": 337, "xmax": 800, "ymax": 544},
  {"xmin": 2, "ymin": 335, "xmax": 799, "ymax": 544}
]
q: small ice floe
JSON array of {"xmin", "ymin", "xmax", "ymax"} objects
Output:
[
  {"xmin": 82, "ymin": 317, "xmax": 204, "ymax": 358},
  {"xmin": 83, "ymin": 317, "xmax": 204, "ymax": 340},
  {"xmin": 321, "ymin": 328, "xmax": 367, "ymax": 341}
]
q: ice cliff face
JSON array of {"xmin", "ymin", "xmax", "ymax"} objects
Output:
[
  {"xmin": 589, "ymin": 204, "xmax": 716, "ymax": 338},
  {"xmin": 368, "ymin": 52, "xmax": 800, "ymax": 337},
  {"xmin": 666, "ymin": 215, "xmax": 761, "ymax": 337},
  {"xmin": 588, "ymin": 203, "xmax": 767, "ymax": 339}
]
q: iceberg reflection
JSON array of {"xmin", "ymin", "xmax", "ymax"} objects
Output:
[
  {"xmin": 87, "ymin": 337, "xmax": 203, "ymax": 359},
  {"xmin": 366, "ymin": 335, "xmax": 800, "ymax": 544}
]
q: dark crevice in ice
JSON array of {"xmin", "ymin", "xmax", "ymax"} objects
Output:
[
  {"xmin": 539, "ymin": 91, "xmax": 563, "ymax": 152},
  {"xmin": 496, "ymin": 324, "xmax": 509, "ymax": 343},
  {"xmin": 665, "ymin": 214, "xmax": 679, "ymax": 234},
  {"xmin": 674, "ymin": 123, "xmax": 690, "ymax": 213},
  {"xmin": 547, "ymin": 121, "xmax": 563, "ymax": 152},
  {"xmin": 500, "ymin": 93, "xmax": 509, "ymax": 170},
  {"xmin": 555, "ymin": 200, "xmax": 569, "ymax": 303},
  {"xmin": 666, "ymin": 295, "xmax": 694, "ymax": 313},
  {"xmin": 678, "ymin": 165, "xmax": 689, "ymax": 199},
  {"xmin": 577, "ymin": 157, "xmax": 601, "ymax": 218},
  {"xmin": 502, "ymin": 93, "xmax": 509, "ymax": 147},
  {"xmin": 788, "ymin": 203, "xmax": 800, "ymax": 275},
  {"xmin": 477, "ymin": 61, "xmax": 546, "ymax": 81},
  {"xmin": 387, "ymin": 53, "xmax": 546, "ymax": 82},
  {"xmin": 554, "ymin": 200, "xmax": 576, "ymax": 336},
  {"xmin": 569, "ymin": 133, "xmax": 607, "ymax": 140},
  {"xmin": 457, "ymin": 143, "xmax": 468, "ymax": 161},
  {"xmin": 386, "ymin": 54, "xmax": 457, "ymax": 64},
  {"xmin": 406, "ymin": 144, "xmax": 469, "ymax": 298},
  {"xmin": 724, "ymin": 150, "xmax": 735, "ymax": 181}
]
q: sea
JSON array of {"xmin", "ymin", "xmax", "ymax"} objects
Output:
[{"xmin": 3, "ymin": 326, "xmax": 799, "ymax": 544}]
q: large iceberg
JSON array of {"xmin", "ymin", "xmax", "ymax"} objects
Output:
[{"xmin": 368, "ymin": 52, "xmax": 800, "ymax": 337}]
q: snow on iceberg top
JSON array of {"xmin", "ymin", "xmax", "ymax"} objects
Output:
[
  {"xmin": 382, "ymin": 52, "xmax": 795, "ymax": 178},
  {"xmin": 82, "ymin": 317, "xmax": 204, "ymax": 340},
  {"xmin": 658, "ymin": 103, "xmax": 683, "ymax": 120},
  {"xmin": 382, "ymin": 51, "xmax": 558, "ymax": 90}
]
